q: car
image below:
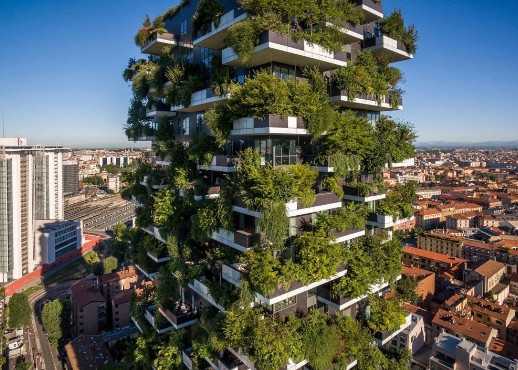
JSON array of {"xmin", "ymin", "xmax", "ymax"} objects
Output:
[{"xmin": 3, "ymin": 328, "xmax": 13, "ymax": 334}]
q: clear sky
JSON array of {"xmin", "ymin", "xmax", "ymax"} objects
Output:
[{"xmin": 0, "ymin": 0, "xmax": 517, "ymax": 147}]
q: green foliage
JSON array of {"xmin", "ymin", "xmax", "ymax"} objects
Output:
[
  {"xmin": 315, "ymin": 202, "xmax": 369, "ymax": 232},
  {"xmin": 210, "ymin": 51, "xmax": 236, "ymax": 96},
  {"xmin": 333, "ymin": 51, "xmax": 404, "ymax": 109},
  {"xmin": 395, "ymin": 276, "xmax": 422, "ymax": 303},
  {"xmin": 302, "ymin": 310, "xmax": 339, "ymax": 370},
  {"xmin": 347, "ymin": 180, "xmax": 386, "ymax": 197},
  {"xmin": 378, "ymin": 181, "xmax": 417, "ymax": 219},
  {"xmin": 244, "ymin": 245, "xmax": 280, "ymax": 296},
  {"xmin": 322, "ymin": 175, "xmax": 344, "ymax": 198},
  {"xmin": 113, "ymin": 223, "xmax": 129, "ymax": 241},
  {"xmin": 225, "ymin": 19, "xmax": 263, "ymax": 64},
  {"xmin": 186, "ymin": 134, "xmax": 221, "ymax": 167},
  {"xmin": 134, "ymin": 14, "xmax": 166, "ymax": 47},
  {"xmin": 101, "ymin": 256, "xmax": 119, "ymax": 274},
  {"xmin": 8, "ymin": 293, "xmax": 32, "ymax": 329},
  {"xmin": 82, "ymin": 176, "xmax": 105, "ymax": 186},
  {"xmin": 192, "ymin": 0, "xmax": 225, "ymax": 35},
  {"xmin": 333, "ymin": 234, "xmax": 403, "ymax": 299},
  {"xmin": 190, "ymin": 200, "xmax": 219, "ymax": 244},
  {"xmin": 378, "ymin": 9, "xmax": 419, "ymax": 54},
  {"xmin": 125, "ymin": 94, "xmax": 152, "ymax": 141},
  {"xmin": 153, "ymin": 188, "xmax": 177, "ymax": 226},
  {"xmin": 41, "ymin": 299, "xmax": 72, "ymax": 347},
  {"xmin": 368, "ymin": 296, "xmax": 407, "ymax": 333},
  {"xmin": 161, "ymin": 0, "xmax": 189, "ymax": 21}
]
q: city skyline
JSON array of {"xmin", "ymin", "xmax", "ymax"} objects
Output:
[{"xmin": 1, "ymin": 0, "xmax": 517, "ymax": 146}]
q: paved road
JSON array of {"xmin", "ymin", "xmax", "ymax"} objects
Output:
[{"xmin": 27, "ymin": 282, "xmax": 74, "ymax": 370}]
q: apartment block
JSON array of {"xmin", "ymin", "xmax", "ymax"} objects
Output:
[
  {"xmin": 430, "ymin": 332, "xmax": 518, "ymax": 370},
  {"xmin": 467, "ymin": 295, "xmax": 515, "ymax": 341},
  {"xmin": 402, "ymin": 246, "xmax": 467, "ymax": 280},
  {"xmin": 98, "ymin": 266, "xmax": 140, "ymax": 302},
  {"xmin": 33, "ymin": 219, "xmax": 83, "ymax": 265},
  {"xmin": 70, "ymin": 280, "xmax": 107, "ymax": 336},
  {"xmin": 417, "ymin": 233, "xmax": 464, "ymax": 258},
  {"xmin": 0, "ymin": 138, "xmax": 67, "ymax": 282},
  {"xmin": 63, "ymin": 160, "xmax": 79, "ymax": 196},
  {"xmin": 123, "ymin": 0, "xmax": 418, "ymax": 368}
]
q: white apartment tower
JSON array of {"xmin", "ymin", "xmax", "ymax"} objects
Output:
[{"xmin": 0, "ymin": 138, "xmax": 67, "ymax": 282}]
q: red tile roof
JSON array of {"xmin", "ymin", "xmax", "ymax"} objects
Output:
[{"xmin": 404, "ymin": 246, "xmax": 468, "ymax": 264}]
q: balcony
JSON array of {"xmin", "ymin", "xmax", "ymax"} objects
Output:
[
  {"xmin": 148, "ymin": 81, "xmax": 174, "ymax": 98},
  {"xmin": 141, "ymin": 32, "xmax": 177, "ymax": 55},
  {"xmin": 146, "ymin": 101, "xmax": 176, "ymax": 118},
  {"xmin": 171, "ymin": 88, "xmax": 229, "ymax": 112},
  {"xmin": 362, "ymin": 35, "xmax": 413, "ymax": 63},
  {"xmin": 143, "ymin": 223, "xmax": 166, "ymax": 243},
  {"xmin": 212, "ymin": 229, "xmax": 265, "ymax": 252},
  {"xmin": 387, "ymin": 157, "xmax": 415, "ymax": 168},
  {"xmin": 198, "ymin": 155, "xmax": 238, "ymax": 173},
  {"xmin": 287, "ymin": 191, "xmax": 342, "ymax": 217},
  {"xmin": 350, "ymin": 0, "xmax": 384, "ymax": 24},
  {"xmin": 222, "ymin": 263, "xmax": 348, "ymax": 306},
  {"xmin": 133, "ymin": 127, "xmax": 156, "ymax": 141},
  {"xmin": 222, "ymin": 30, "xmax": 348, "ymax": 71},
  {"xmin": 343, "ymin": 185, "xmax": 387, "ymax": 203},
  {"xmin": 213, "ymin": 352, "xmax": 248, "ymax": 370},
  {"xmin": 182, "ymin": 348, "xmax": 194, "ymax": 370},
  {"xmin": 429, "ymin": 354, "xmax": 456, "ymax": 370},
  {"xmin": 366, "ymin": 214, "xmax": 414, "ymax": 228},
  {"xmin": 319, "ymin": 21, "xmax": 364, "ymax": 44},
  {"xmin": 188, "ymin": 277, "xmax": 226, "ymax": 312},
  {"xmin": 329, "ymin": 86, "xmax": 402, "ymax": 111},
  {"xmin": 143, "ymin": 305, "xmax": 174, "ymax": 334},
  {"xmin": 135, "ymin": 262, "xmax": 161, "ymax": 281},
  {"xmin": 317, "ymin": 278, "xmax": 397, "ymax": 311},
  {"xmin": 374, "ymin": 313, "xmax": 412, "ymax": 345},
  {"xmin": 193, "ymin": 9, "xmax": 248, "ymax": 49},
  {"xmin": 159, "ymin": 305, "xmax": 200, "ymax": 330},
  {"xmin": 332, "ymin": 228, "xmax": 366, "ymax": 243},
  {"xmin": 230, "ymin": 115, "xmax": 307, "ymax": 136},
  {"xmin": 146, "ymin": 248, "xmax": 171, "ymax": 264}
]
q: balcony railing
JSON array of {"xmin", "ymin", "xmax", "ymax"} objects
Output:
[
  {"xmin": 193, "ymin": 9, "xmax": 248, "ymax": 49},
  {"xmin": 171, "ymin": 87, "xmax": 229, "ymax": 112},
  {"xmin": 159, "ymin": 306, "xmax": 200, "ymax": 329},
  {"xmin": 222, "ymin": 30, "xmax": 348, "ymax": 70},
  {"xmin": 329, "ymin": 86, "xmax": 402, "ymax": 111},
  {"xmin": 350, "ymin": 0, "xmax": 384, "ymax": 24},
  {"xmin": 141, "ymin": 32, "xmax": 178, "ymax": 55},
  {"xmin": 366, "ymin": 214, "xmax": 414, "ymax": 228},
  {"xmin": 146, "ymin": 101, "xmax": 176, "ymax": 118},
  {"xmin": 374, "ymin": 313, "xmax": 412, "ymax": 345},
  {"xmin": 188, "ymin": 277, "xmax": 226, "ymax": 312},
  {"xmin": 231, "ymin": 115, "xmax": 307, "ymax": 136},
  {"xmin": 362, "ymin": 35, "xmax": 413, "ymax": 63},
  {"xmin": 212, "ymin": 229, "xmax": 265, "ymax": 252},
  {"xmin": 198, "ymin": 155, "xmax": 239, "ymax": 173}
]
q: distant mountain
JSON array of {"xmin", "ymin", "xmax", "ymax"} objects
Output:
[{"xmin": 415, "ymin": 140, "xmax": 518, "ymax": 148}]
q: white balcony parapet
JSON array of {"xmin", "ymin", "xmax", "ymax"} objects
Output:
[
  {"xmin": 231, "ymin": 117, "xmax": 308, "ymax": 136},
  {"xmin": 146, "ymin": 251, "xmax": 171, "ymax": 264},
  {"xmin": 135, "ymin": 264, "xmax": 159, "ymax": 281},
  {"xmin": 182, "ymin": 349, "xmax": 194, "ymax": 370},
  {"xmin": 334, "ymin": 229, "xmax": 366, "ymax": 243},
  {"xmin": 367, "ymin": 215, "xmax": 414, "ymax": 229},
  {"xmin": 222, "ymin": 263, "xmax": 348, "ymax": 306},
  {"xmin": 130, "ymin": 316, "xmax": 144, "ymax": 333},
  {"xmin": 171, "ymin": 88, "xmax": 229, "ymax": 112},
  {"xmin": 142, "ymin": 224, "xmax": 166, "ymax": 244},
  {"xmin": 188, "ymin": 277, "xmax": 226, "ymax": 312},
  {"xmin": 193, "ymin": 10, "xmax": 248, "ymax": 48},
  {"xmin": 363, "ymin": 35, "xmax": 413, "ymax": 63},
  {"xmin": 317, "ymin": 275, "xmax": 402, "ymax": 311},
  {"xmin": 374, "ymin": 313, "xmax": 413, "ymax": 346},
  {"xmin": 387, "ymin": 158, "xmax": 415, "ymax": 168},
  {"xmin": 343, "ymin": 192, "xmax": 386, "ymax": 203}
]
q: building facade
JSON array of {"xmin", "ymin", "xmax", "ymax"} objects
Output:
[
  {"xmin": 62, "ymin": 160, "xmax": 79, "ymax": 196},
  {"xmin": 33, "ymin": 219, "xmax": 83, "ymax": 265},
  {"xmin": 0, "ymin": 138, "xmax": 67, "ymax": 282},
  {"xmin": 123, "ymin": 0, "xmax": 417, "ymax": 368}
]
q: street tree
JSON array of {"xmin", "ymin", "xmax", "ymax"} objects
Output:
[
  {"xmin": 41, "ymin": 299, "xmax": 72, "ymax": 347},
  {"xmin": 8, "ymin": 293, "xmax": 32, "ymax": 329}
]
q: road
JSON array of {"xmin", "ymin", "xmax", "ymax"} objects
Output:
[{"xmin": 27, "ymin": 282, "xmax": 74, "ymax": 370}]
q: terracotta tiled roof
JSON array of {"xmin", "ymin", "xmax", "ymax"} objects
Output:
[
  {"xmin": 489, "ymin": 338, "xmax": 518, "ymax": 361},
  {"xmin": 433, "ymin": 309, "xmax": 496, "ymax": 344},
  {"xmin": 467, "ymin": 295, "xmax": 513, "ymax": 321},
  {"xmin": 473, "ymin": 260, "xmax": 505, "ymax": 278},
  {"xmin": 401, "ymin": 264, "xmax": 435, "ymax": 279},
  {"xmin": 99, "ymin": 266, "xmax": 138, "ymax": 284},
  {"xmin": 112, "ymin": 290, "xmax": 133, "ymax": 305},
  {"xmin": 70, "ymin": 280, "xmax": 105, "ymax": 308},
  {"xmin": 404, "ymin": 246, "xmax": 468, "ymax": 264}
]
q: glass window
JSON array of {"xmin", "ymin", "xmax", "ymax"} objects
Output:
[
  {"xmin": 182, "ymin": 117, "xmax": 190, "ymax": 135},
  {"xmin": 181, "ymin": 19, "xmax": 188, "ymax": 35},
  {"xmin": 196, "ymin": 114, "xmax": 204, "ymax": 134},
  {"xmin": 274, "ymin": 139, "xmax": 297, "ymax": 166},
  {"xmin": 274, "ymin": 296, "xmax": 297, "ymax": 312}
]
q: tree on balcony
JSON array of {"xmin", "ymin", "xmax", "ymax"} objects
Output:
[
  {"xmin": 377, "ymin": 9, "xmax": 419, "ymax": 54},
  {"xmin": 134, "ymin": 14, "xmax": 166, "ymax": 47},
  {"xmin": 191, "ymin": 0, "xmax": 225, "ymax": 36},
  {"xmin": 367, "ymin": 295, "xmax": 407, "ymax": 333}
]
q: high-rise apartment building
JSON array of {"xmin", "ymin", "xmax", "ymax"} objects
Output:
[
  {"xmin": 63, "ymin": 160, "xmax": 80, "ymax": 196},
  {"xmin": 0, "ymin": 138, "xmax": 67, "ymax": 281},
  {"xmin": 124, "ymin": 0, "xmax": 417, "ymax": 368}
]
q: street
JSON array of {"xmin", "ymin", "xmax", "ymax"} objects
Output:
[{"xmin": 26, "ymin": 282, "xmax": 74, "ymax": 370}]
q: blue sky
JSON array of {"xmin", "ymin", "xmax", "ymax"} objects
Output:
[{"xmin": 0, "ymin": 0, "xmax": 517, "ymax": 147}]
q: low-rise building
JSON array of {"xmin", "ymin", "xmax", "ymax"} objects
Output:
[
  {"xmin": 65, "ymin": 335, "xmax": 113, "ymax": 370},
  {"xmin": 432, "ymin": 309, "xmax": 498, "ymax": 348},
  {"xmin": 98, "ymin": 266, "xmax": 140, "ymax": 303},
  {"xmin": 402, "ymin": 246, "xmax": 467, "ymax": 280},
  {"xmin": 402, "ymin": 265, "xmax": 436, "ymax": 308},
  {"xmin": 464, "ymin": 260, "xmax": 507, "ymax": 302},
  {"xmin": 415, "ymin": 209, "xmax": 442, "ymax": 229},
  {"xmin": 112, "ymin": 290, "xmax": 133, "ymax": 330},
  {"xmin": 467, "ymin": 295, "xmax": 515, "ymax": 341},
  {"xmin": 430, "ymin": 332, "xmax": 518, "ymax": 370},
  {"xmin": 417, "ymin": 233, "xmax": 464, "ymax": 258},
  {"xmin": 33, "ymin": 220, "xmax": 83, "ymax": 265},
  {"xmin": 70, "ymin": 280, "xmax": 107, "ymax": 336}
]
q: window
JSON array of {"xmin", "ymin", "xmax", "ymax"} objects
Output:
[
  {"xmin": 476, "ymin": 313, "xmax": 482, "ymax": 318},
  {"xmin": 271, "ymin": 65, "xmax": 296, "ymax": 80},
  {"xmin": 181, "ymin": 19, "xmax": 188, "ymax": 35},
  {"xmin": 273, "ymin": 296, "xmax": 297, "ymax": 312},
  {"xmin": 201, "ymin": 47, "xmax": 214, "ymax": 69},
  {"xmin": 196, "ymin": 114, "xmax": 205, "ymax": 134},
  {"xmin": 182, "ymin": 117, "xmax": 190, "ymax": 135},
  {"xmin": 496, "ymin": 320, "xmax": 503, "ymax": 325},
  {"xmin": 274, "ymin": 139, "xmax": 297, "ymax": 165},
  {"xmin": 307, "ymin": 288, "xmax": 316, "ymax": 298}
]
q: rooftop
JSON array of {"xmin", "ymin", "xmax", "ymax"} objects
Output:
[
  {"xmin": 112, "ymin": 290, "xmax": 133, "ymax": 305},
  {"xmin": 65, "ymin": 335, "xmax": 113, "ymax": 370},
  {"xmin": 403, "ymin": 246, "xmax": 468, "ymax": 265},
  {"xmin": 433, "ymin": 309, "xmax": 496, "ymax": 344},
  {"xmin": 401, "ymin": 264, "xmax": 435, "ymax": 279},
  {"xmin": 70, "ymin": 279, "xmax": 106, "ymax": 308},
  {"xmin": 473, "ymin": 260, "xmax": 506, "ymax": 278},
  {"xmin": 467, "ymin": 295, "xmax": 513, "ymax": 320},
  {"xmin": 99, "ymin": 266, "xmax": 138, "ymax": 284}
]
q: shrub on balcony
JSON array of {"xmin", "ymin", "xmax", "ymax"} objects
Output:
[
  {"xmin": 122, "ymin": 57, "xmax": 148, "ymax": 82},
  {"xmin": 153, "ymin": 329, "xmax": 190, "ymax": 370},
  {"xmin": 210, "ymin": 51, "xmax": 236, "ymax": 97},
  {"xmin": 125, "ymin": 95, "xmax": 152, "ymax": 141},
  {"xmin": 322, "ymin": 175, "xmax": 344, "ymax": 198},
  {"xmin": 192, "ymin": 0, "xmax": 225, "ymax": 36},
  {"xmin": 161, "ymin": 0, "xmax": 189, "ymax": 21},
  {"xmin": 302, "ymin": 310, "xmax": 340, "ymax": 370},
  {"xmin": 367, "ymin": 296, "xmax": 407, "ymax": 333},
  {"xmin": 378, "ymin": 181, "xmax": 417, "ymax": 219},
  {"xmin": 333, "ymin": 51, "xmax": 404, "ymax": 109},
  {"xmin": 315, "ymin": 202, "xmax": 369, "ymax": 232},
  {"xmin": 134, "ymin": 14, "xmax": 166, "ymax": 47},
  {"xmin": 186, "ymin": 134, "xmax": 221, "ymax": 167},
  {"xmin": 378, "ymin": 9, "xmax": 419, "ymax": 54}
]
